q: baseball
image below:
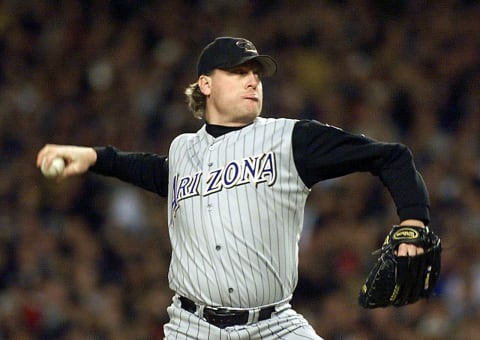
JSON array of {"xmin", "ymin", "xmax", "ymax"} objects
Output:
[{"xmin": 41, "ymin": 157, "xmax": 65, "ymax": 178}]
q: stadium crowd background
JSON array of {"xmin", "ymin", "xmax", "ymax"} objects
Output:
[{"xmin": 1, "ymin": 0, "xmax": 479, "ymax": 338}]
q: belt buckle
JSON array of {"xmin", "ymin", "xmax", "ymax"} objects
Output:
[{"xmin": 203, "ymin": 307, "xmax": 248, "ymax": 329}]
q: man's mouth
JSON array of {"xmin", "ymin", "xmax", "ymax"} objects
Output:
[{"xmin": 244, "ymin": 95, "xmax": 258, "ymax": 101}]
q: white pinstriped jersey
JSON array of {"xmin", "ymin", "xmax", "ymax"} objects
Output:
[{"xmin": 167, "ymin": 117, "xmax": 310, "ymax": 308}]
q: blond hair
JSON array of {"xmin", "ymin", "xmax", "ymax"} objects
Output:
[{"xmin": 184, "ymin": 82, "xmax": 206, "ymax": 119}]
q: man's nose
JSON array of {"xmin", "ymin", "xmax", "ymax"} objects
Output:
[{"xmin": 246, "ymin": 71, "xmax": 260, "ymax": 88}]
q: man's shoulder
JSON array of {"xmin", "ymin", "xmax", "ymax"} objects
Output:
[
  {"xmin": 254, "ymin": 117, "xmax": 298, "ymax": 127},
  {"xmin": 175, "ymin": 131, "xmax": 199, "ymax": 139},
  {"xmin": 170, "ymin": 125, "xmax": 209, "ymax": 149}
]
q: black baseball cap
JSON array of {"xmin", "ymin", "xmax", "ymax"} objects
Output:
[{"xmin": 197, "ymin": 37, "xmax": 277, "ymax": 77}]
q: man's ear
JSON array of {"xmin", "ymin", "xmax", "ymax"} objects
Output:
[{"xmin": 198, "ymin": 75, "xmax": 211, "ymax": 95}]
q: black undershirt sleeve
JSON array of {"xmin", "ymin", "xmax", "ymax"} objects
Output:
[
  {"xmin": 88, "ymin": 124, "xmax": 240, "ymax": 198},
  {"xmin": 90, "ymin": 146, "xmax": 169, "ymax": 197},
  {"xmin": 292, "ymin": 120, "xmax": 430, "ymax": 224}
]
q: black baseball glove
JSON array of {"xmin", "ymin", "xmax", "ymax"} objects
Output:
[{"xmin": 358, "ymin": 225, "xmax": 441, "ymax": 308}]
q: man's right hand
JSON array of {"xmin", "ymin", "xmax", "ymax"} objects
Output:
[{"xmin": 36, "ymin": 144, "xmax": 97, "ymax": 180}]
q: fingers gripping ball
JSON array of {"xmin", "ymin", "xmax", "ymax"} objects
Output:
[
  {"xmin": 358, "ymin": 225, "xmax": 442, "ymax": 308},
  {"xmin": 41, "ymin": 157, "xmax": 65, "ymax": 178}
]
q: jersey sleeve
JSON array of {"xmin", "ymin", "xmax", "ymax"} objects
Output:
[
  {"xmin": 292, "ymin": 120, "xmax": 430, "ymax": 224},
  {"xmin": 89, "ymin": 146, "xmax": 169, "ymax": 197}
]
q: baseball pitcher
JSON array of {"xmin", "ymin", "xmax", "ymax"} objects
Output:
[{"xmin": 37, "ymin": 37, "xmax": 440, "ymax": 339}]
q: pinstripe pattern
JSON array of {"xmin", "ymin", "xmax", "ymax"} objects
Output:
[
  {"xmin": 167, "ymin": 117, "xmax": 309, "ymax": 307},
  {"xmin": 165, "ymin": 117, "xmax": 319, "ymax": 338}
]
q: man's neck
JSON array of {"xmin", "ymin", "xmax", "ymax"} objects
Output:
[{"xmin": 205, "ymin": 122, "xmax": 251, "ymax": 138}]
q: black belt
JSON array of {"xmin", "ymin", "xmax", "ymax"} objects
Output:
[{"xmin": 179, "ymin": 296, "xmax": 275, "ymax": 329}]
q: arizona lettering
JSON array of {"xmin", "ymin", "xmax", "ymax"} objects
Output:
[{"xmin": 171, "ymin": 151, "xmax": 277, "ymax": 212}]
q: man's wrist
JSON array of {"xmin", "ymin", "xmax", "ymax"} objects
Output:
[{"xmin": 399, "ymin": 219, "xmax": 425, "ymax": 227}]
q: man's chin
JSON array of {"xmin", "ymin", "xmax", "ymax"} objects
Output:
[{"xmin": 240, "ymin": 112, "xmax": 261, "ymax": 123}]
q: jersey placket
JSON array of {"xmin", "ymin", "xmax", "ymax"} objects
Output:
[{"xmin": 204, "ymin": 138, "xmax": 235, "ymax": 304}]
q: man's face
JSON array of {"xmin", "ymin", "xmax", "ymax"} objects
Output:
[{"xmin": 201, "ymin": 61, "xmax": 264, "ymax": 126}]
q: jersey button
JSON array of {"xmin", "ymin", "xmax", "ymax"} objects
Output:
[
  {"xmin": 208, "ymin": 145, "xmax": 215, "ymax": 151},
  {"xmin": 208, "ymin": 162, "xmax": 213, "ymax": 167},
  {"xmin": 207, "ymin": 204, "xmax": 213, "ymax": 211},
  {"xmin": 228, "ymin": 288, "xmax": 234, "ymax": 293},
  {"xmin": 215, "ymin": 245, "xmax": 221, "ymax": 251}
]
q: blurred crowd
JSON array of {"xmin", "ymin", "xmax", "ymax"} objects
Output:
[{"xmin": 1, "ymin": 0, "xmax": 479, "ymax": 339}]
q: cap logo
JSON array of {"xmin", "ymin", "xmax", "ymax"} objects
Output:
[{"xmin": 236, "ymin": 40, "xmax": 257, "ymax": 53}]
